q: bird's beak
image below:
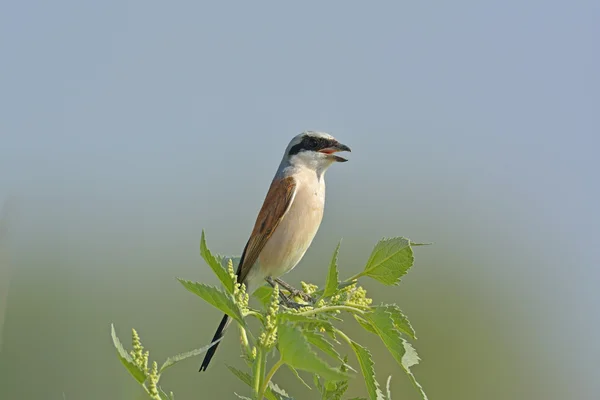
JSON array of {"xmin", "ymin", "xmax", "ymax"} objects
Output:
[{"xmin": 319, "ymin": 142, "xmax": 351, "ymax": 162}]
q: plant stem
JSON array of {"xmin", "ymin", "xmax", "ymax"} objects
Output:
[
  {"xmin": 344, "ymin": 272, "xmax": 363, "ymax": 282},
  {"xmin": 333, "ymin": 327, "xmax": 353, "ymax": 347},
  {"xmin": 295, "ymin": 305, "xmax": 366, "ymax": 317},
  {"xmin": 239, "ymin": 325, "xmax": 251, "ymax": 357},
  {"xmin": 246, "ymin": 310, "xmax": 266, "ymax": 322},
  {"xmin": 258, "ymin": 357, "xmax": 284, "ymax": 400},
  {"xmin": 253, "ymin": 346, "xmax": 267, "ymax": 399}
]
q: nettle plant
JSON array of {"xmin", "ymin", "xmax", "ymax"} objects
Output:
[{"xmin": 111, "ymin": 231, "xmax": 429, "ymax": 400}]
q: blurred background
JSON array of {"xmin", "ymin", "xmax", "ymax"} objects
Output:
[{"xmin": 0, "ymin": 1, "xmax": 597, "ymax": 399}]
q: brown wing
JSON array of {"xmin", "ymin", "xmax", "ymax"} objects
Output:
[{"xmin": 236, "ymin": 176, "xmax": 297, "ymax": 283}]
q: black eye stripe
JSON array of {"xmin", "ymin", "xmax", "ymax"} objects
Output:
[{"xmin": 288, "ymin": 136, "xmax": 334, "ymax": 156}]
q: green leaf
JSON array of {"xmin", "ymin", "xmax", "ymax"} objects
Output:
[
  {"xmin": 366, "ymin": 308, "xmax": 405, "ymax": 363},
  {"xmin": 200, "ymin": 230, "xmax": 234, "ymax": 293},
  {"xmin": 177, "ymin": 279, "xmax": 244, "ymax": 325},
  {"xmin": 253, "ymin": 285, "xmax": 274, "ymax": 306},
  {"xmin": 323, "ymin": 378, "xmax": 349, "ymax": 400},
  {"xmin": 322, "ymin": 241, "xmax": 341, "ymax": 298},
  {"xmin": 227, "ymin": 365, "xmax": 253, "ymax": 387},
  {"xmin": 386, "ymin": 375, "xmax": 392, "ymax": 399},
  {"xmin": 361, "ymin": 237, "xmax": 414, "ymax": 285},
  {"xmin": 348, "ymin": 340, "xmax": 385, "ymax": 400},
  {"xmin": 367, "ymin": 308, "xmax": 428, "ymax": 400},
  {"xmin": 287, "ymin": 365, "xmax": 312, "ymax": 390},
  {"xmin": 304, "ymin": 332, "xmax": 341, "ymax": 362},
  {"xmin": 159, "ymin": 341, "xmax": 218, "ymax": 373},
  {"xmin": 278, "ymin": 313, "xmax": 334, "ymax": 333},
  {"xmin": 277, "ymin": 323, "xmax": 348, "ymax": 382},
  {"xmin": 228, "ymin": 366, "xmax": 280, "ymax": 400},
  {"xmin": 401, "ymin": 340, "xmax": 428, "ymax": 400},
  {"xmin": 268, "ymin": 382, "xmax": 296, "ymax": 400},
  {"xmin": 110, "ymin": 324, "xmax": 146, "ymax": 384},
  {"xmin": 313, "ymin": 374, "xmax": 323, "ymax": 392},
  {"xmin": 375, "ymin": 305, "xmax": 416, "ymax": 340},
  {"xmin": 322, "ymin": 355, "xmax": 351, "ymax": 400},
  {"xmin": 354, "ymin": 315, "xmax": 378, "ymax": 335}
]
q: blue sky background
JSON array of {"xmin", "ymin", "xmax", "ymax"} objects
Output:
[{"xmin": 1, "ymin": 1, "xmax": 598, "ymax": 399}]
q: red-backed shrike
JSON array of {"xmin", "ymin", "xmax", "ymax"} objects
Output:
[{"xmin": 199, "ymin": 131, "xmax": 351, "ymax": 371}]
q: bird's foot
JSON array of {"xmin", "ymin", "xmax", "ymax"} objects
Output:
[
  {"xmin": 274, "ymin": 277, "xmax": 315, "ymax": 304},
  {"xmin": 265, "ymin": 277, "xmax": 315, "ymax": 307},
  {"xmin": 279, "ymin": 296, "xmax": 308, "ymax": 309}
]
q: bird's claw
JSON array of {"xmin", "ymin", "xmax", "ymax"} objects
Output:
[
  {"xmin": 266, "ymin": 276, "xmax": 315, "ymax": 307},
  {"xmin": 288, "ymin": 288, "xmax": 314, "ymax": 304},
  {"xmin": 279, "ymin": 297, "xmax": 306, "ymax": 309}
]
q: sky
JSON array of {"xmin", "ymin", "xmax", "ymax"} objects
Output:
[{"xmin": 1, "ymin": 1, "xmax": 598, "ymax": 399}]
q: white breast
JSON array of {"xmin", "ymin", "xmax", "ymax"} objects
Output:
[{"xmin": 257, "ymin": 169, "xmax": 325, "ymax": 279}]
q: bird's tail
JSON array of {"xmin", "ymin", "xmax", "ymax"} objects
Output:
[{"xmin": 199, "ymin": 313, "xmax": 230, "ymax": 371}]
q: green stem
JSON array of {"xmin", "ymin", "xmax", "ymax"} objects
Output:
[
  {"xmin": 239, "ymin": 325, "xmax": 251, "ymax": 358},
  {"xmin": 253, "ymin": 347, "xmax": 266, "ymax": 399},
  {"xmin": 295, "ymin": 305, "xmax": 366, "ymax": 317},
  {"xmin": 245, "ymin": 310, "xmax": 266, "ymax": 322},
  {"xmin": 344, "ymin": 272, "xmax": 363, "ymax": 282},
  {"xmin": 333, "ymin": 327, "xmax": 353, "ymax": 347},
  {"xmin": 258, "ymin": 357, "xmax": 284, "ymax": 400}
]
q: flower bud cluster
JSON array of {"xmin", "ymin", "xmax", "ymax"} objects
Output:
[
  {"xmin": 230, "ymin": 259, "xmax": 249, "ymax": 313},
  {"xmin": 300, "ymin": 281, "xmax": 319, "ymax": 295},
  {"xmin": 347, "ymin": 285, "xmax": 372, "ymax": 307},
  {"xmin": 147, "ymin": 361, "xmax": 160, "ymax": 399},
  {"xmin": 258, "ymin": 284, "xmax": 279, "ymax": 348},
  {"xmin": 130, "ymin": 328, "xmax": 149, "ymax": 375}
]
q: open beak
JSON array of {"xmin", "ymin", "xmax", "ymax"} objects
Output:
[{"xmin": 318, "ymin": 142, "xmax": 351, "ymax": 162}]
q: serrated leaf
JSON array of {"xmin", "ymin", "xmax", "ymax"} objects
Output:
[
  {"xmin": 323, "ymin": 378, "xmax": 349, "ymax": 400},
  {"xmin": 228, "ymin": 365, "xmax": 253, "ymax": 387},
  {"xmin": 278, "ymin": 313, "xmax": 334, "ymax": 332},
  {"xmin": 159, "ymin": 341, "xmax": 218, "ymax": 372},
  {"xmin": 401, "ymin": 340, "xmax": 428, "ymax": 400},
  {"xmin": 367, "ymin": 308, "xmax": 428, "ymax": 400},
  {"xmin": 304, "ymin": 332, "xmax": 341, "ymax": 361},
  {"xmin": 361, "ymin": 237, "xmax": 414, "ymax": 285},
  {"xmin": 386, "ymin": 375, "xmax": 392, "ymax": 399},
  {"xmin": 348, "ymin": 340, "xmax": 385, "ymax": 400},
  {"xmin": 228, "ymin": 366, "xmax": 279, "ymax": 400},
  {"xmin": 200, "ymin": 230, "xmax": 234, "ymax": 293},
  {"xmin": 375, "ymin": 305, "xmax": 416, "ymax": 340},
  {"xmin": 234, "ymin": 394, "xmax": 252, "ymax": 400},
  {"xmin": 177, "ymin": 279, "xmax": 244, "ymax": 325},
  {"xmin": 110, "ymin": 324, "xmax": 146, "ymax": 384},
  {"xmin": 278, "ymin": 323, "xmax": 348, "ymax": 382},
  {"xmin": 268, "ymin": 382, "xmax": 295, "ymax": 399},
  {"xmin": 287, "ymin": 365, "xmax": 312, "ymax": 390},
  {"xmin": 366, "ymin": 308, "xmax": 405, "ymax": 363},
  {"xmin": 354, "ymin": 315, "xmax": 378, "ymax": 335},
  {"xmin": 322, "ymin": 241, "xmax": 341, "ymax": 298}
]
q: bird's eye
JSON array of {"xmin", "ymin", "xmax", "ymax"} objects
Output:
[{"xmin": 307, "ymin": 137, "xmax": 318, "ymax": 149}]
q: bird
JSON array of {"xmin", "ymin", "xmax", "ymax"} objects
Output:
[{"xmin": 199, "ymin": 131, "xmax": 351, "ymax": 372}]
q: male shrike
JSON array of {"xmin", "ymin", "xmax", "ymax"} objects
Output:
[{"xmin": 199, "ymin": 131, "xmax": 351, "ymax": 372}]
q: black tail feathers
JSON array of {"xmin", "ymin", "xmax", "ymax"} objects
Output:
[{"xmin": 199, "ymin": 314, "xmax": 230, "ymax": 371}]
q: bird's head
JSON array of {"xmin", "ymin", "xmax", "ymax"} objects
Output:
[{"xmin": 283, "ymin": 131, "xmax": 351, "ymax": 172}]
